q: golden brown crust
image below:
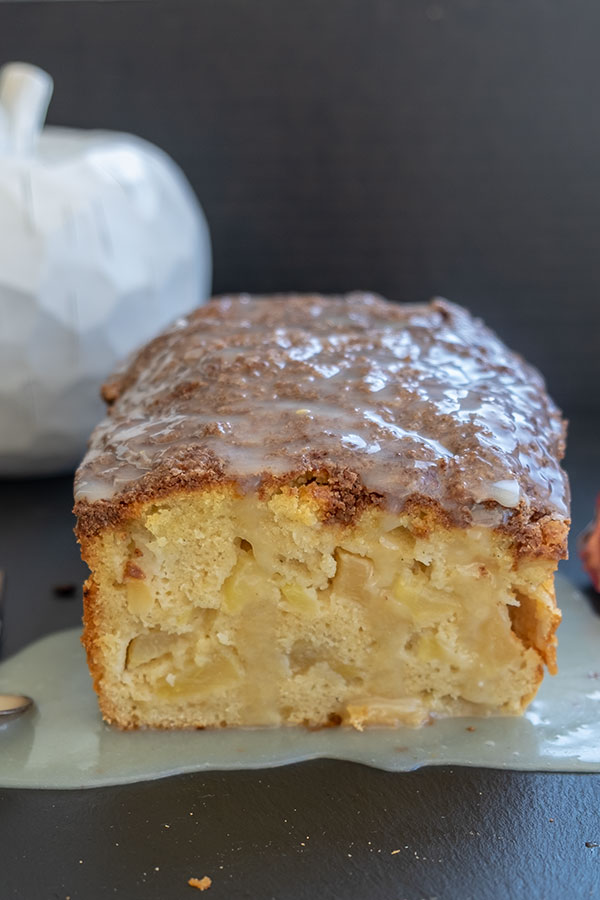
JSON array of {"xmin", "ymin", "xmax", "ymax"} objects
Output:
[
  {"xmin": 80, "ymin": 575, "xmax": 108, "ymax": 718},
  {"xmin": 76, "ymin": 478, "xmax": 568, "ymax": 562},
  {"xmin": 259, "ymin": 464, "xmax": 384, "ymax": 526},
  {"xmin": 81, "ymin": 570, "xmax": 144, "ymax": 729},
  {"xmin": 75, "ymin": 448, "xmax": 235, "ymax": 540},
  {"xmin": 499, "ymin": 510, "xmax": 570, "ymax": 561},
  {"xmin": 75, "ymin": 460, "xmax": 388, "ymax": 540}
]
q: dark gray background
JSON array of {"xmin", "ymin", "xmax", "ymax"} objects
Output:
[
  {"xmin": 0, "ymin": 2, "xmax": 599, "ymax": 899},
  {"xmin": 1, "ymin": 0, "xmax": 600, "ymax": 414}
]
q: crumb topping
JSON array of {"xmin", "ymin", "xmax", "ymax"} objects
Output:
[{"xmin": 74, "ymin": 293, "xmax": 569, "ymax": 541}]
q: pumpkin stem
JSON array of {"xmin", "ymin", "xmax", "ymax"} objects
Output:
[{"xmin": 0, "ymin": 62, "xmax": 53, "ymax": 156}]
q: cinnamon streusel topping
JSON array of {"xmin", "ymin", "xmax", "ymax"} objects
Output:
[{"xmin": 75, "ymin": 294, "xmax": 569, "ymax": 535}]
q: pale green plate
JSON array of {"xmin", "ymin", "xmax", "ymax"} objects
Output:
[{"xmin": 1, "ymin": 576, "xmax": 599, "ymax": 789}]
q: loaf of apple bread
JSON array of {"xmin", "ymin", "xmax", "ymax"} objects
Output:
[{"xmin": 74, "ymin": 294, "xmax": 569, "ymax": 729}]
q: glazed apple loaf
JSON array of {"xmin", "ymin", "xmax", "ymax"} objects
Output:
[{"xmin": 74, "ymin": 294, "xmax": 569, "ymax": 729}]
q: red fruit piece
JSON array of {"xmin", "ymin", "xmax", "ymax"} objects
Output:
[{"xmin": 581, "ymin": 495, "xmax": 600, "ymax": 592}]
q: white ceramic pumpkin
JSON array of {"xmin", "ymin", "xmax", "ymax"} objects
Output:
[{"xmin": 0, "ymin": 63, "xmax": 211, "ymax": 475}]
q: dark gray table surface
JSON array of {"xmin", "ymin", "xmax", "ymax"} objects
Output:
[{"xmin": 0, "ymin": 412, "xmax": 598, "ymax": 900}]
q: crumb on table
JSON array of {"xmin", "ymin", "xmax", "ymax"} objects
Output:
[
  {"xmin": 52, "ymin": 582, "xmax": 76, "ymax": 597},
  {"xmin": 188, "ymin": 876, "xmax": 212, "ymax": 891}
]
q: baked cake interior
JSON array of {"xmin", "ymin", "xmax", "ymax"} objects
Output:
[{"xmin": 85, "ymin": 484, "xmax": 559, "ymax": 729}]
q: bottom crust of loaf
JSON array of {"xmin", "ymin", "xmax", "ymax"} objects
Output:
[{"xmin": 80, "ymin": 485, "xmax": 561, "ymax": 729}]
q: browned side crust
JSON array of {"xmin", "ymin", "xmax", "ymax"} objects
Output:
[
  {"xmin": 75, "ymin": 475, "xmax": 568, "ymax": 562},
  {"xmin": 80, "ymin": 573, "xmax": 110, "ymax": 720},
  {"xmin": 74, "ymin": 461, "xmax": 385, "ymax": 539}
]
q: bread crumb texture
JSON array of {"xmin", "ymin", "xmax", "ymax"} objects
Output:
[{"xmin": 80, "ymin": 485, "xmax": 561, "ymax": 729}]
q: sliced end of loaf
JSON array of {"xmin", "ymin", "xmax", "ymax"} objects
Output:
[{"xmin": 80, "ymin": 484, "xmax": 561, "ymax": 729}]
